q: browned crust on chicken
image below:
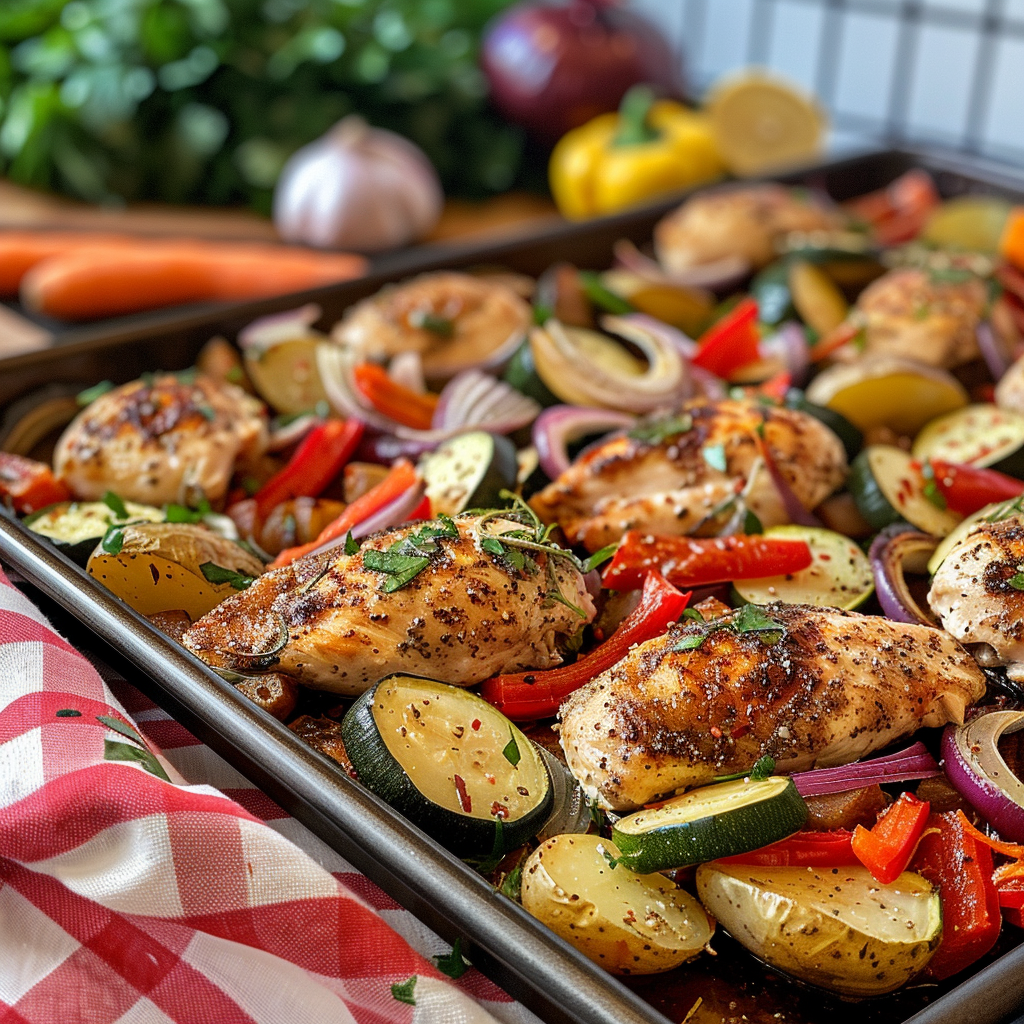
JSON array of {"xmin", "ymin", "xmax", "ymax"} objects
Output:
[
  {"xmin": 182, "ymin": 515, "xmax": 595, "ymax": 695},
  {"xmin": 654, "ymin": 184, "xmax": 839, "ymax": 272},
  {"xmin": 54, "ymin": 374, "xmax": 267, "ymax": 506},
  {"xmin": 559, "ymin": 604, "xmax": 985, "ymax": 810},
  {"xmin": 843, "ymin": 267, "xmax": 988, "ymax": 369},
  {"xmin": 530, "ymin": 399, "xmax": 847, "ymax": 552}
]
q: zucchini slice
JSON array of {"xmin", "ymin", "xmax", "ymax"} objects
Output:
[
  {"xmin": 418, "ymin": 431, "xmax": 518, "ymax": 516},
  {"xmin": 849, "ymin": 445, "xmax": 962, "ymax": 536},
  {"xmin": 912, "ymin": 403, "xmax": 1024, "ymax": 479},
  {"xmin": 611, "ymin": 776, "xmax": 807, "ymax": 874},
  {"xmin": 342, "ymin": 674, "xmax": 553, "ymax": 856},
  {"xmin": 733, "ymin": 525, "xmax": 874, "ymax": 609},
  {"xmin": 696, "ymin": 863, "xmax": 942, "ymax": 997},
  {"xmin": 784, "ymin": 390, "xmax": 862, "ymax": 460},
  {"xmin": 503, "ymin": 339, "xmax": 560, "ymax": 408},
  {"xmin": 25, "ymin": 500, "xmax": 165, "ymax": 566}
]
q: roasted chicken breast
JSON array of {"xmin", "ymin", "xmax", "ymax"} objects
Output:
[
  {"xmin": 836, "ymin": 267, "xmax": 987, "ymax": 369},
  {"xmin": 928, "ymin": 510, "xmax": 1024, "ymax": 679},
  {"xmin": 183, "ymin": 514, "xmax": 595, "ymax": 695},
  {"xmin": 559, "ymin": 603, "xmax": 984, "ymax": 810},
  {"xmin": 654, "ymin": 184, "xmax": 839, "ymax": 273},
  {"xmin": 55, "ymin": 373, "xmax": 267, "ymax": 506},
  {"xmin": 530, "ymin": 399, "xmax": 847, "ymax": 552}
]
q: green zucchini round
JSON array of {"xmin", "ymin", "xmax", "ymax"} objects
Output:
[
  {"xmin": 342, "ymin": 674, "xmax": 553, "ymax": 856},
  {"xmin": 418, "ymin": 432, "xmax": 518, "ymax": 516},
  {"xmin": 503, "ymin": 339, "xmax": 560, "ymax": 409}
]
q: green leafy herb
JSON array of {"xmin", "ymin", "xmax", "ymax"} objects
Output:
[
  {"xmin": 101, "ymin": 525, "xmax": 125, "ymax": 555},
  {"xmin": 361, "ymin": 516, "xmax": 459, "ymax": 592},
  {"xmin": 702, "ymin": 444, "xmax": 728, "ymax": 473},
  {"xmin": 76, "ymin": 380, "xmax": 114, "ymax": 406},
  {"xmin": 434, "ymin": 939, "xmax": 469, "ymax": 979},
  {"xmin": 986, "ymin": 496, "xmax": 1024, "ymax": 523},
  {"xmin": 199, "ymin": 562, "xmax": 256, "ymax": 590},
  {"xmin": 919, "ymin": 460, "xmax": 947, "ymax": 510},
  {"xmin": 674, "ymin": 632, "xmax": 709, "ymax": 652},
  {"xmin": 103, "ymin": 739, "xmax": 172, "ymax": 781},
  {"xmin": 102, "ymin": 491, "xmax": 128, "ymax": 520},
  {"xmin": 408, "ymin": 310, "xmax": 454, "ymax": 336},
  {"xmin": 165, "ymin": 499, "xmax": 212, "ymax": 524},
  {"xmin": 499, "ymin": 860, "xmax": 524, "ymax": 901},
  {"xmin": 1009, "ymin": 573, "xmax": 1024, "ymax": 590},
  {"xmin": 579, "ymin": 271, "xmax": 634, "ymax": 314},
  {"xmin": 533, "ymin": 303, "xmax": 554, "ymax": 325},
  {"xmin": 674, "ymin": 604, "xmax": 786, "ymax": 653},
  {"xmin": 599, "ymin": 843, "xmax": 621, "ymax": 870},
  {"xmin": 466, "ymin": 815, "xmax": 508, "ymax": 876},
  {"xmin": 713, "ymin": 755, "xmax": 776, "ymax": 784},
  {"xmin": 55, "ymin": 708, "xmax": 82, "ymax": 718},
  {"xmin": 587, "ymin": 796, "xmax": 606, "ymax": 832},
  {"xmin": 581, "ymin": 542, "xmax": 618, "ymax": 574},
  {"xmin": 744, "ymin": 509, "xmax": 764, "ymax": 535},
  {"xmin": 390, "ymin": 977, "xmax": 417, "ymax": 1006},
  {"xmin": 681, "ymin": 607, "xmax": 705, "ymax": 624},
  {"xmin": 629, "ymin": 414, "xmax": 693, "ymax": 445},
  {"xmin": 929, "ymin": 267, "xmax": 976, "ymax": 285},
  {"xmin": 344, "ymin": 531, "xmax": 359, "ymax": 556},
  {"xmin": 501, "ymin": 728, "xmax": 521, "ymax": 767}
]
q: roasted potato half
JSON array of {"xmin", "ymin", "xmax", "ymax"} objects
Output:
[
  {"xmin": 521, "ymin": 834, "xmax": 713, "ymax": 975},
  {"xmin": 87, "ymin": 522, "xmax": 264, "ymax": 620}
]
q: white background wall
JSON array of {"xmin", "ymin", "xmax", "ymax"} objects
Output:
[{"xmin": 631, "ymin": 0, "xmax": 1024, "ymax": 167}]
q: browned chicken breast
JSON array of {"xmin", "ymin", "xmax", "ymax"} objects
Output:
[
  {"xmin": 55, "ymin": 374, "xmax": 268, "ymax": 506},
  {"xmin": 530, "ymin": 400, "xmax": 847, "ymax": 553},
  {"xmin": 654, "ymin": 184, "xmax": 840, "ymax": 273},
  {"xmin": 559, "ymin": 603, "xmax": 985, "ymax": 810},
  {"xmin": 331, "ymin": 271, "xmax": 532, "ymax": 382},
  {"xmin": 928, "ymin": 510, "xmax": 1024, "ymax": 680},
  {"xmin": 837, "ymin": 267, "xmax": 987, "ymax": 368},
  {"xmin": 183, "ymin": 513, "xmax": 595, "ymax": 695}
]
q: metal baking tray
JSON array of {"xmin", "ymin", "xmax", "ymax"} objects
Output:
[{"xmin": 2, "ymin": 148, "xmax": 1024, "ymax": 1024}]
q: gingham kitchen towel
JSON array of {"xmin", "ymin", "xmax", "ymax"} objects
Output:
[{"xmin": 0, "ymin": 567, "xmax": 539, "ymax": 1024}]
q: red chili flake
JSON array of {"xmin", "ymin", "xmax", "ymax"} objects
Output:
[
  {"xmin": 730, "ymin": 724, "xmax": 751, "ymax": 739},
  {"xmin": 471, "ymin": 719, "xmax": 481, "ymax": 731},
  {"xmin": 491, "ymin": 801, "xmax": 510, "ymax": 819},
  {"xmin": 710, "ymin": 725, "xmax": 723, "ymax": 738},
  {"xmin": 454, "ymin": 774, "xmax": 472, "ymax": 813}
]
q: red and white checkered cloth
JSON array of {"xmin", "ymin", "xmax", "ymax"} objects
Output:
[{"xmin": 0, "ymin": 567, "xmax": 539, "ymax": 1024}]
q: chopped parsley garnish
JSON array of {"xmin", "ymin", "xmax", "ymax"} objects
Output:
[
  {"xmin": 165, "ymin": 499, "xmax": 212, "ymax": 523},
  {"xmin": 744, "ymin": 509, "xmax": 764, "ymax": 534},
  {"xmin": 674, "ymin": 604, "xmax": 786, "ymax": 653},
  {"xmin": 199, "ymin": 562, "xmax": 256, "ymax": 590},
  {"xmin": 629, "ymin": 414, "xmax": 693, "ymax": 445},
  {"xmin": 76, "ymin": 380, "xmax": 114, "ymax": 406},
  {"xmin": 434, "ymin": 939, "xmax": 469, "ymax": 979},
  {"xmin": 702, "ymin": 443, "xmax": 728, "ymax": 473},
  {"xmin": 499, "ymin": 859, "xmax": 524, "ymax": 901},
  {"xmin": 343, "ymin": 531, "xmax": 359, "ymax": 555},
  {"xmin": 598, "ymin": 843, "xmax": 621, "ymax": 870},
  {"xmin": 361, "ymin": 515, "xmax": 459, "ymax": 592},
  {"xmin": 408, "ymin": 309, "xmax": 454, "ymax": 336},
  {"xmin": 680, "ymin": 607, "xmax": 706, "ymax": 624},
  {"xmin": 713, "ymin": 755, "xmax": 776, "ymax": 783},
  {"xmin": 101, "ymin": 524, "xmax": 125, "ymax": 554},
  {"xmin": 501, "ymin": 728, "xmax": 521, "ymax": 767},
  {"xmin": 1009, "ymin": 572, "xmax": 1024, "ymax": 590},
  {"xmin": 102, "ymin": 491, "xmax": 128, "ymax": 519}
]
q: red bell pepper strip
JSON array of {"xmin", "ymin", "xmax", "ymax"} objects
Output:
[
  {"xmin": 997, "ymin": 880, "xmax": 1024, "ymax": 928},
  {"xmin": 910, "ymin": 811, "xmax": 1001, "ymax": 980},
  {"xmin": 352, "ymin": 362, "xmax": 439, "ymax": 431},
  {"xmin": 852, "ymin": 791, "xmax": 930, "ymax": 884},
  {"xmin": 602, "ymin": 531, "xmax": 813, "ymax": 593},
  {"xmin": 691, "ymin": 297, "xmax": 761, "ymax": 379},
  {"xmin": 0, "ymin": 453, "xmax": 71, "ymax": 514},
  {"xmin": 479, "ymin": 572, "xmax": 690, "ymax": 721},
  {"xmin": 718, "ymin": 830, "xmax": 858, "ymax": 868},
  {"xmin": 845, "ymin": 169, "xmax": 940, "ymax": 245},
  {"xmin": 254, "ymin": 418, "xmax": 364, "ymax": 522},
  {"xmin": 269, "ymin": 459, "xmax": 419, "ymax": 568},
  {"xmin": 923, "ymin": 459, "xmax": 1024, "ymax": 516}
]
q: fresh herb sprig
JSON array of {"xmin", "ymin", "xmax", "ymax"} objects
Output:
[
  {"xmin": 360, "ymin": 515, "xmax": 459, "ymax": 593},
  {"xmin": 674, "ymin": 604, "xmax": 787, "ymax": 653}
]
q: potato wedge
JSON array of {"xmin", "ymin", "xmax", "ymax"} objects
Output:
[
  {"xmin": 87, "ymin": 522, "xmax": 264, "ymax": 620},
  {"xmin": 521, "ymin": 834, "xmax": 713, "ymax": 975},
  {"xmin": 696, "ymin": 862, "xmax": 941, "ymax": 997}
]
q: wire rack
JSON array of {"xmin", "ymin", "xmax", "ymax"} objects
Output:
[{"xmin": 636, "ymin": 0, "xmax": 1024, "ymax": 166}]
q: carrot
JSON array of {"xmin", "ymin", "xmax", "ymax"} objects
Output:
[
  {"xmin": 1001, "ymin": 207, "xmax": 1024, "ymax": 273},
  {"xmin": 0, "ymin": 232, "xmax": 137, "ymax": 295},
  {"xmin": 352, "ymin": 362, "xmax": 439, "ymax": 430},
  {"xmin": 18, "ymin": 240, "xmax": 367, "ymax": 320}
]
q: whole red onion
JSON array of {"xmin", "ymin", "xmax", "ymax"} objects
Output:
[{"xmin": 481, "ymin": 0, "xmax": 683, "ymax": 141}]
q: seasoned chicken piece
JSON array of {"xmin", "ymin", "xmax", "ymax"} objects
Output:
[
  {"xmin": 182, "ymin": 514, "xmax": 595, "ymax": 695},
  {"xmin": 928, "ymin": 510, "xmax": 1024, "ymax": 680},
  {"xmin": 530, "ymin": 400, "xmax": 847, "ymax": 552},
  {"xmin": 654, "ymin": 184, "xmax": 840, "ymax": 273},
  {"xmin": 55, "ymin": 374, "xmax": 267, "ymax": 506},
  {"xmin": 837, "ymin": 267, "xmax": 987, "ymax": 368},
  {"xmin": 332, "ymin": 271, "xmax": 531, "ymax": 382},
  {"xmin": 559, "ymin": 603, "xmax": 985, "ymax": 810}
]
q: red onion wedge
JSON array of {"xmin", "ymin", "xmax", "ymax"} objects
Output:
[
  {"xmin": 790, "ymin": 741, "xmax": 940, "ymax": 797},
  {"xmin": 239, "ymin": 303, "xmax": 322, "ymax": 352},
  {"xmin": 758, "ymin": 437, "xmax": 821, "ymax": 528},
  {"xmin": 868, "ymin": 524, "xmax": 939, "ymax": 626},
  {"xmin": 620, "ymin": 312, "xmax": 697, "ymax": 359},
  {"xmin": 613, "ymin": 238, "xmax": 751, "ymax": 292},
  {"xmin": 942, "ymin": 709, "xmax": 1024, "ymax": 843},
  {"xmin": 532, "ymin": 405, "xmax": 637, "ymax": 480},
  {"xmin": 760, "ymin": 322, "xmax": 811, "ymax": 388},
  {"xmin": 432, "ymin": 370, "xmax": 540, "ymax": 435},
  {"xmin": 977, "ymin": 321, "xmax": 1010, "ymax": 382}
]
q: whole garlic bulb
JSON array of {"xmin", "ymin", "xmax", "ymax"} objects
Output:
[{"xmin": 273, "ymin": 116, "xmax": 443, "ymax": 252}]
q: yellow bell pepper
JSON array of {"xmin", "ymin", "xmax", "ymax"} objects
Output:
[{"xmin": 549, "ymin": 87, "xmax": 725, "ymax": 221}]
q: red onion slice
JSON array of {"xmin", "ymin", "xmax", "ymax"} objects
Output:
[
  {"xmin": 977, "ymin": 321, "xmax": 1010, "ymax": 382},
  {"xmin": 307, "ymin": 481, "xmax": 428, "ymax": 558},
  {"xmin": 759, "ymin": 438, "xmax": 821, "ymax": 528},
  {"xmin": 431, "ymin": 370, "xmax": 541, "ymax": 436},
  {"xmin": 239, "ymin": 303, "xmax": 322, "ymax": 351},
  {"xmin": 532, "ymin": 405, "xmax": 637, "ymax": 480},
  {"xmin": 868, "ymin": 524, "xmax": 939, "ymax": 626},
  {"xmin": 614, "ymin": 238, "xmax": 751, "ymax": 292},
  {"xmin": 942, "ymin": 710, "xmax": 1024, "ymax": 842},
  {"xmin": 356, "ymin": 432, "xmax": 441, "ymax": 465},
  {"xmin": 620, "ymin": 312, "xmax": 697, "ymax": 359},
  {"xmin": 790, "ymin": 741, "xmax": 940, "ymax": 797}
]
